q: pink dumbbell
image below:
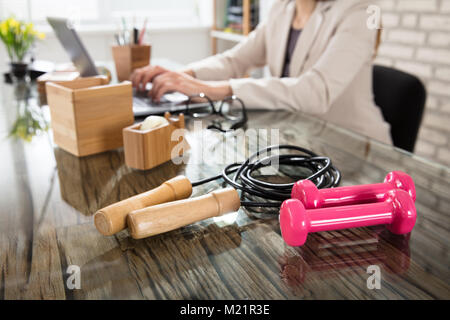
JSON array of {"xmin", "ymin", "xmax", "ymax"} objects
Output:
[
  {"xmin": 291, "ymin": 171, "xmax": 415, "ymax": 209},
  {"xmin": 279, "ymin": 189, "xmax": 416, "ymax": 247}
]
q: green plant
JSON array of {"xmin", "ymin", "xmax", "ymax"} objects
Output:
[{"xmin": 0, "ymin": 17, "xmax": 45, "ymax": 63}]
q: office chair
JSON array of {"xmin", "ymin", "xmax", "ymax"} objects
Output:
[{"xmin": 372, "ymin": 65, "xmax": 426, "ymax": 152}]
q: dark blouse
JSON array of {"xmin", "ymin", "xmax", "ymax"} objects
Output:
[{"xmin": 281, "ymin": 28, "xmax": 302, "ymax": 78}]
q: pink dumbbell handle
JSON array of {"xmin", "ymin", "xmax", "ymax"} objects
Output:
[
  {"xmin": 319, "ymin": 183, "xmax": 389, "ymax": 208},
  {"xmin": 309, "ymin": 201, "xmax": 392, "ymax": 233},
  {"xmin": 292, "ymin": 171, "xmax": 416, "ymax": 210}
]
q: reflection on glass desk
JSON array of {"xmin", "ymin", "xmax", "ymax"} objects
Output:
[
  {"xmin": 279, "ymin": 227, "xmax": 412, "ymax": 289},
  {"xmin": 1, "ymin": 81, "xmax": 449, "ymax": 300}
]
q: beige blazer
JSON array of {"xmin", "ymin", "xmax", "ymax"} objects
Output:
[{"xmin": 188, "ymin": 0, "xmax": 392, "ymax": 144}]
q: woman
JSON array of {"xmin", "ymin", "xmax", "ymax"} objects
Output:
[{"xmin": 131, "ymin": 0, "xmax": 392, "ymax": 144}]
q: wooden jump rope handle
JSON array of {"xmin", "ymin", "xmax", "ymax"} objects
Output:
[
  {"xmin": 127, "ymin": 187, "xmax": 241, "ymax": 239},
  {"xmin": 94, "ymin": 176, "xmax": 192, "ymax": 236}
]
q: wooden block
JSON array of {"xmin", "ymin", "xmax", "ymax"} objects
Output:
[
  {"xmin": 37, "ymin": 71, "xmax": 80, "ymax": 105},
  {"xmin": 52, "ymin": 75, "xmax": 109, "ymax": 89},
  {"xmin": 123, "ymin": 113, "xmax": 189, "ymax": 170},
  {"xmin": 112, "ymin": 45, "xmax": 151, "ymax": 82},
  {"xmin": 37, "ymin": 71, "xmax": 80, "ymax": 92},
  {"xmin": 46, "ymin": 77, "xmax": 134, "ymax": 157}
]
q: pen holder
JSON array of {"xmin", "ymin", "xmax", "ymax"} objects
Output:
[
  {"xmin": 123, "ymin": 112, "xmax": 189, "ymax": 170},
  {"xmin": 112, "ymin": 44, "xmax": 151, "ymax": 82},
  {"xmin": 46, "ymin": 76, "xmax": 134, "ymax": 157}
]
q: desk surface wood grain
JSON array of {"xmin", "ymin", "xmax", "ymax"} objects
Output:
[{"xmin": 1, "ymin": 82, "xmax": 449, "ymax": 300}]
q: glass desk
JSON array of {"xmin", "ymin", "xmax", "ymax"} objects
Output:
[{"xmin": 0, "ymin": 80, "xmax": 449, "ymax": 299}]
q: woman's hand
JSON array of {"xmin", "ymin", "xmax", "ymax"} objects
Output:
[
  {"xmin": 131, "ymin": 65, "xmax": 232, "ymax": 102},
  {"xmin": 130, "ymin": 65, "xmax": 169, "ymax": 91},
  {"xmin": 150, "ymin": 71, "xmax": 232, "ymax": 102}
]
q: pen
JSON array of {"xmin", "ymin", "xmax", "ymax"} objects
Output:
[
  {"xmin": 114, "ymin": 33, "xmax": 121, "ymax": 46},
  {"xmin": 121, "ymin": 16, "xmax": 127, "ymax": 34},
  {"xmin": 121, "ymin": 16, "xmax": 129, "ymax": 44},
  {"xmin": 133, "ymin": 27, "xmax": 138, "ymax": 45},
  {"xmin": 138, "ymin": 18, "xmax": 148, "ymax": 45}
]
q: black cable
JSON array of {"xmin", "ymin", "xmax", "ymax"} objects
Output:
[{"xmin": 191, "ymin": 145, "xmax": 341, "ymax": 208}]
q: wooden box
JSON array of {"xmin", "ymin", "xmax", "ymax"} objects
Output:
[
  {"xmin": 46, "ymin": 76, "xmax": 134, "ymax": 157},
  {"xmin": 123, "ymin": 113, "xmax": 189, "ymax": 170},
  {"xmin": 37, "ymin": 71, "xmax": 80, "ymax": 94},
  {"xmin": 112, "ymin": 45, "xmax": 151, "ymax": 82}
]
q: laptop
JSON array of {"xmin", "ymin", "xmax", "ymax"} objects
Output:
[{"xmin": 47, "ymin": 17, "xmax": 207, "ymax": 117}]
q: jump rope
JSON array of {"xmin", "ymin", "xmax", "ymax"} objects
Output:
[
  {"xmin": 190, "ymin": 144, "xmax": 341, "ymax": 208},
  {"xmin": 94, "ymin": 144, "xmax": 342, "ymax": 238}
]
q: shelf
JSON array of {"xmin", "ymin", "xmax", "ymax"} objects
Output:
[{"xmin": 211, "ymin": 30, "xmax": 246, "ymax": 43}]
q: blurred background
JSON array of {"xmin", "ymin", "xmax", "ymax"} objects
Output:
[{"xmin": 0, "ymin": 0, "xmax": 449, "ymax": 167}]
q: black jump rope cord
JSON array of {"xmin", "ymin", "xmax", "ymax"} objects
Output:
[{"xmin": 191, "ymin": 145, "xmax": 341, "ymax": 208}]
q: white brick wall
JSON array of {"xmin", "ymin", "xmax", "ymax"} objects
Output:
[{"xmin": 375, "ymin": 0, "xmax": 450, "ymax": 167}]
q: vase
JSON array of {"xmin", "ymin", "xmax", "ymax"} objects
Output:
[{"xmin": 10, "ymin": 62, "xmax": 29, "ymax": 81}]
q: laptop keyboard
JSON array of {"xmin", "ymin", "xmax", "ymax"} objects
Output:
[
  {"xmin": 132, "ymin": 88, "xmax": 207, "ymax": 117},
  {"xmin": 132, "ymin": 93, "xmax": 188, "ymax": 116}
]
